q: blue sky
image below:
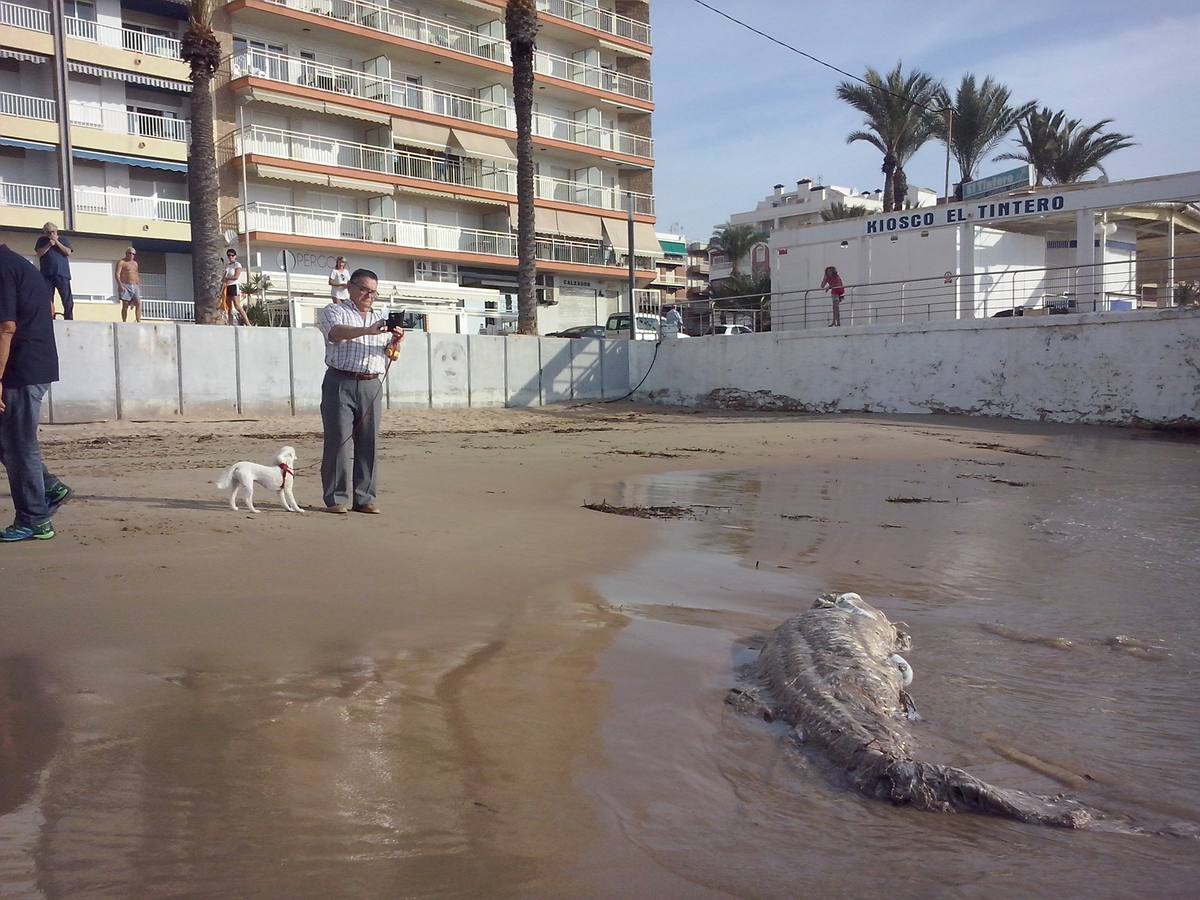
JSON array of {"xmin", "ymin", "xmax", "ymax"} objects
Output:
[{"xmin": 648, "ymin": 0, "xmax": 1200, "ymax": 241}]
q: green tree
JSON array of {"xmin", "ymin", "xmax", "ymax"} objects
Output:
[
  {"xmin": 820, "ymin": 202, "xmax": 869, "ymax": 221},
  {"xmin": 997, "ymin": 107, "xmax": 1134, "ymax": 185},
  {"xmin": 709, "ymin": 223, "xmax": 766, "ymax": 276},
  {"xmin": 506, "ymin": 0, "xmax": 539, "ymax": 335},
  {"xmin": 933, "ymin": 74, "xmax": 1035, "ymax": 184},
  {"xmin": 837, "ymin": 63, "xmax": 943, "ymax": 212},
  {"xmin": 181, "ymin": 0, "xmax": 223, "ymax": 324}
]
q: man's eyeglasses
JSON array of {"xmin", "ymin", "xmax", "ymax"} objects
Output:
[{"xmin": 349, "ymin": 282, "xmax": 378, "ymax": 298}]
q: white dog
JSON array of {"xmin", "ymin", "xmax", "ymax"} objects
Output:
[{"xmin": 216, "ymin": 446, "xmax": 304, "ymax": 513}]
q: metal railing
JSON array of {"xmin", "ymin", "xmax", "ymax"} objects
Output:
[
  {"xmin": 65, "ymin": 16, "xmax": 183, "ymax": 58},
  {"xmin": 237, "ymin": 200, "xmax": 621, "ymax": 267},
  {"xmin": 252, "ymin": 0, "xmax": 652, "ymax": 102},
  {"xmin": 0, "ymin": 0, "xmax": 50, "ymax": 32},
  {"xmin": 141, "ymin": 298, "xmax": 194, "ymax": 321},
  {"xmin": 534, "ymin": 173, "xmax": 654, "ymax": 214},
  {"xmin": 226, "ymin": 50, "xmax": 653, "ymax": 159},
  {"xmin": 537, "ymin": 0, "xmax": 651, "ymax": 45},
  {"xmin": 0, "ymin": 181, "xmax": 62, "ymax": 209},
  {"xmin": 74, "ymin": 188, "xmax": 190, "ymax": 222},
  {"xmin": 0, "ymin": 90, "xmax": 55, "ymax": 121},
  {"xmin": 70, "ymin": 103, "xmax": 190, "ymax": 142},
  {"xmin": 752, "ymin": 255, "xmax": 1196, "ymax": 331}
]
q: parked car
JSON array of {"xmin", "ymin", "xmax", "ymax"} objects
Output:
[
  {"xmin": 701, "ymin": 324, "xmax": 753, "ymax": 335},
  {"xmin": 605, "ymin": 313, "xmax": 665, "ymax": 341},
  {"xmin": 546, "ymin": 325, "xmax": 605, "ymax": 339}
]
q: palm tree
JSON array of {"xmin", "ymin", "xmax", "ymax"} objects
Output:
[
  {"xmin": 709, "ymin": 223, "xmax": 766, "ymax": 276},
  {"xmin": 1046, "ymin": 118, "xmax": 1135, "ymax": 184},
  {"xmin": 995, "ymin": 106, "xmax": 1066, "ymax": 186},
  {"xmin": 997, "ymin": 107, "xmax": 1134, "ymax": 185},
  {"xmin": 837, "ymin": 63, "xmax": 943, "ymax": 212},
  {"xmin": 820, "ymin": 202, "xmax": 869, "ymax": 221},
  {"xmin": 933, "ymin": 74, "xmax": 1034, "ymax": 184},
  {"xmin": 180, "ymin": 0, "xmax": 222, "ymax": 324},
  {"xmin": 506, "ymin": 0, "xmax": 539, "ymax": 335}
]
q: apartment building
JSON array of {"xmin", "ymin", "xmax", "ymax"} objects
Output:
[
  {"xmin": 648, "ymin": 229, "xmax": 683, "ymax": 305},
  {"xmin": 216, "ymin": 0, "xmax": 658, "ymax": 334},
  {"xmin": 684, "ymin": 239, "xmax": 707, "ymax": 300},
  {"xmin": 0, "ymin": 0, "xmax": 659, "ymax": 330},
  {"xmin": 0, "ymin": 0, "xmax": 195, "ymax": 321}
]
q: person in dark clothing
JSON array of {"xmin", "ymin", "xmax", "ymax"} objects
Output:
[
  {"xmin": 34, "ymin": 222, "xmax": 74, "ymax": 320},
  {"xmin": 0, "ymin": 243, "xmax": 71, "ymax": 542}
]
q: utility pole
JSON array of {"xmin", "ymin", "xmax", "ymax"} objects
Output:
[
  {"xmin": 943, "ymin": 106, "xmax": 953, "ymax": 204},
  {"xmin": 49, "ymin": 0, "xmax": 74, "ymax": 229},
  {"xmin": 626, "ymin": 192, "xmax": 635, "ymax": 340}
]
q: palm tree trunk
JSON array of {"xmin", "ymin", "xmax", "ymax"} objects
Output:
[
  {"xmin": 188, "ymin": 67, "xmax": 222, "ymax": 324},
  {"xmin": 881, "ymin": 155, "xmax": 896, "ymax": 213},
  {"xmin": 510, "ymin": 39, "xmax": 537, "ymax": 335},
  {"xmin": 893, "ymin": 166, "xmax": 909, "ymax": 211}
]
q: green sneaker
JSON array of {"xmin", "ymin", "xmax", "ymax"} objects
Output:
[
  {"xmin": 1, "ymin": 522, "xmax": 55, "ymax": 542},
  {"xmin": 46, "ymin": 482, "xmax": 73, "ymax": 507}
]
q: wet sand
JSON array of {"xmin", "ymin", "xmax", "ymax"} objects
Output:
[{"xmin": 1, "ymin": 405, "xmax": 1198, "ymax": 897}]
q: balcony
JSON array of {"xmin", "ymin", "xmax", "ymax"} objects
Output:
[
  {"xmin": 232, "ymin": 124, "xmax": 655, "ymax": 215},
  {"xmin": 535, "ymin": 0, "xmax": 651, "ymax": 47},
  {"xmin": 0, "ymin": 90, "xmax": 54, "ymax": 121},
  {"xmin": 227, "ymin": 50, "xmax": 653, "ymax": 160},
  {"xmin": 236, "ymin": 200, "xmax": 644, "ymax": 272},
  {"xmin": 63, "ymin": 14, "xmax": 188, "ymax": 81},
  {"xmin": 70, "ymin": 102, "xmax": 191, "ymax": 143},
  {"xmin": 0, "ymin": 181, "xmax": 63, "ymax": 230},
  {"xmin": 249, "ymin": 0, "xmax": 651, "ymax": 104},
  {"xmin": 74, "ymin": 187, "xmax": 190, "ymax": 239},
  {"xmin": 65, "ymin": 16, "xmax": 182, "ymax": 58},
  {"xmin": 0, "ymin": 89, "xmax": 59, "ymax": 142},
  {"xmin": 0, "ymin": 0, "xmax": 49, "ymax": 33}
]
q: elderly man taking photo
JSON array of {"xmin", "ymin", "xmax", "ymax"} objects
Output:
[
  {"xmin": 317, "ymin": 268, "xmax": 404, "ymax": 515},
  {"xmin": 0, "ymin": 242, "xmax": 72, "ymax": 542}
]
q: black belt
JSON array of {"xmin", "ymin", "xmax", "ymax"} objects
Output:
[{"xmin": 331, "ymin": 368, "xmax": 380, "ymax": 381}]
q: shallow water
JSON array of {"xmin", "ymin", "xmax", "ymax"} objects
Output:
[
  {"xmin": 1, "ymin": 423, "xmax": 1198, "ymax": 897},
  {"xmin": 586, "ymin": 433, "xmax": 1200, "ymax": 897}
]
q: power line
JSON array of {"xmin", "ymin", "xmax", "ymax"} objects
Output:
[{"xmin": 687, "ymin": 0, "xmax": 950, "ymax": 115}]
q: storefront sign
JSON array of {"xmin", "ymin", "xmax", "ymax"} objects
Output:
[
  {"xmin": 864, "ymin": 194, "xmax": 1066, "ymax": 235},
  {"xmin": 962, "ymin": 165, "xmax": 1034, "ymax": 201}
]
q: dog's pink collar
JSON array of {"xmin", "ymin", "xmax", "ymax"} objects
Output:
[{"xmin": 279, "ymin": 463, "xmax": 294, "ymax": 483}]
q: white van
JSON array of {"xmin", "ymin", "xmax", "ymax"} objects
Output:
[{"xmin": 605, "ymin": 312, "xmax": 663, "ymax": 341}]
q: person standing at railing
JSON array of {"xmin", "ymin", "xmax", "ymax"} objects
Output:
[
  {"xmin": 221, "ymin": 248, "xmax": 253, "ymax": 326},
  {"xmin": 115, "ymin": 247, "xmax": 141, "ymax": 323},
  {"xmin": 328, "ymin": 256, "xmax": 350, "ymax": 303},
  {"xmin": 0, "ymin": 242, "xmax": 73, "ymax": 542},
  {"xmin": 33, "ymin": 223, "xmax": 73, "ymax": 320},
  {"xmin": 821, "ymin": 266, "xmax": 845, "ymax": 327}
]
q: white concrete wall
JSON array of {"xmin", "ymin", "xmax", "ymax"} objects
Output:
[{"xmin": 631, "ymin": 309, "xmax": 1200, "ymax": 425}]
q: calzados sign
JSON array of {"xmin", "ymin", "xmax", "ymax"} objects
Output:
[{"xmin": 864, "ymin": 194, "xmax": 1067, "ymax": 235}]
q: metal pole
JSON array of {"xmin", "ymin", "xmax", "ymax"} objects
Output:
[
  {"xmin": 1167, "ymin": 212, "xmax": 1176, "ymax": 306},
  {"xmin": 238, "ymin": 102, "xmax": 252, "ymax": 280},
  {"xmin": 283, "ymin": 250, "xmax": 293, "ymax": 316},
  {"xmin": 627, "ymin": 192, "xmax": 635, "ymax": 340},
  {"xmin": 49, "ymin": 0, "xmax": 74, "ymax": 230},
  {"xmin": 943, "ymin": 107, "xmax": 953, "ymax": 203}
]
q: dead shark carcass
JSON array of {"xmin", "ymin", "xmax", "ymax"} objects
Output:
[{"xmin": 729, "ymin": 592, "xmax": 1103, "ymax": 829}]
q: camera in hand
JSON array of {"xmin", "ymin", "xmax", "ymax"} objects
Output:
[{"xmin": 386, "ymin": 310, "xmax": 416, "ymax": 329}]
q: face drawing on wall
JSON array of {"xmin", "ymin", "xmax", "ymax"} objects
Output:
[{"xmin": 433, "ymin": 340, "xmax": 466, "ymax": 394}]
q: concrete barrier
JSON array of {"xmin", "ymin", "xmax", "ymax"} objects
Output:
[
  {"xmin": 601, "ymin": 339, "xmax": 630, "ymax": 399},
  {"xmin": 177, "ymin": 325, "xmax": 237, "ymax": 418},
  {"xmin": 505, "ymin": 336, "xmax": 541, "ymax": 407},
  {"xmin": 290, "ymin": 327, "xmax": 328, "ymax": 415},
  {"xmin": 237, "ymin": 327, "xmax": 293, "ymax": 417},
  {"xmin": 430, "ymin": 334, "xmax": 470, "ymax": 409},
  {"xmin": 572, "ymin": 338, "xmax": 603, "ymax": 400},
  {"xmin": 114, "ymin": 323, "xmax": 179, "ymax": 419},
  {"xmin": 386, "ymin": 330, "xmax": 430, "ymax": 409},
  {"xmin": 540, "ymin": 337, "xmax": 573, "ymax": 404},
  {"xmin": 468, "ymin": 335, "xmax": 506, "ymax": 407},
  {"xmin": 49, "ymin": 321, "xmax": 118, "ymax": 423}
]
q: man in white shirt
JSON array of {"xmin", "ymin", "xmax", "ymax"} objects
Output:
[{"xmin": 317, "ymin": 268, "xmax": 404, "ymax": 514}]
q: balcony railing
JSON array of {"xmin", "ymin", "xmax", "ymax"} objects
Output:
[
  {"xmin": 233, "ymin": 124, "xmax": 515, "ymax": 192},
  {"xmin": 227, "ymin": 50, "xmax": 653, "ymax": 159},
  {"xmin": 0, "ymin": 182, "xmax": 62, "ymax": 209},
  {"xmin": 0, "ymin": 90, "xmax": 56, "ymax": 121},
  {"xmin": 252, "ymin": 0, "xmax": 652, "ymax": 102},
  {"xmin": 65, "ymin": 16, "xmax": 182, "ymax": 59},
  {"xmin": 233, "ymin": 125, "xmax": 655, "ymax": 215},
  {"xmin": 239, "ymin": 201, "xmax": 622, "ymax": 268},
  {"xmin": 75, "ymin": 188, "xmax": 190, "ymax": 222},
  {"xmin": 0, "ymin": 0, "xmax": 50, "ymax": 32},
  {"xmin": 70, "ymin": 102, "xmax": 191, "ymax": 142},
  {"xmin": 141, "ymin": 298, "xmax": 195, "ymax": 321},
  {"xmin": 537, "ymin": 0, "xmax": 651, "ymax": 46}
]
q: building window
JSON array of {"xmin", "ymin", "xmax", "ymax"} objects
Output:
[{"xmin": 415, "ymin": 261, "xmax": 458, "ymax": 283}]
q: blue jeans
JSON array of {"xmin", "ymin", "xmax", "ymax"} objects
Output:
[{"xmin": 0, "ymin": 382, "xmax": 61, "ymax": 527}]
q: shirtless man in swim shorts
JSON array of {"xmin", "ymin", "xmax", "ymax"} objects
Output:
[{"xmin": 115, "ymin": 247, "xmax": 140, "ymax": 323}]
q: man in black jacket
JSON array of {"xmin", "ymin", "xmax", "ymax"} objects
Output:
[
  {"xmin": 34, "ymin": 222, "xmax": 73, "ymax": 320},
  {"xmin": 0, "ymin": 243, "xmax": 72, "ymax": 542}
]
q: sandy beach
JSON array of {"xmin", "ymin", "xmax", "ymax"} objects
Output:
[{"xmin": 2, "ymin": 404, "xmax": 1198, "ymax": 897}]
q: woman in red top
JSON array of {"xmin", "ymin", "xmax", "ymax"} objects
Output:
[{"xmin": 821, "ymin": 266, "xmax": 845, "ymax": 326}]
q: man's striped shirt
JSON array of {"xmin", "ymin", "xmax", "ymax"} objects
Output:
[{"xmin": 318, "ymin": 302, "xmax": 389, "ymax": 375}]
